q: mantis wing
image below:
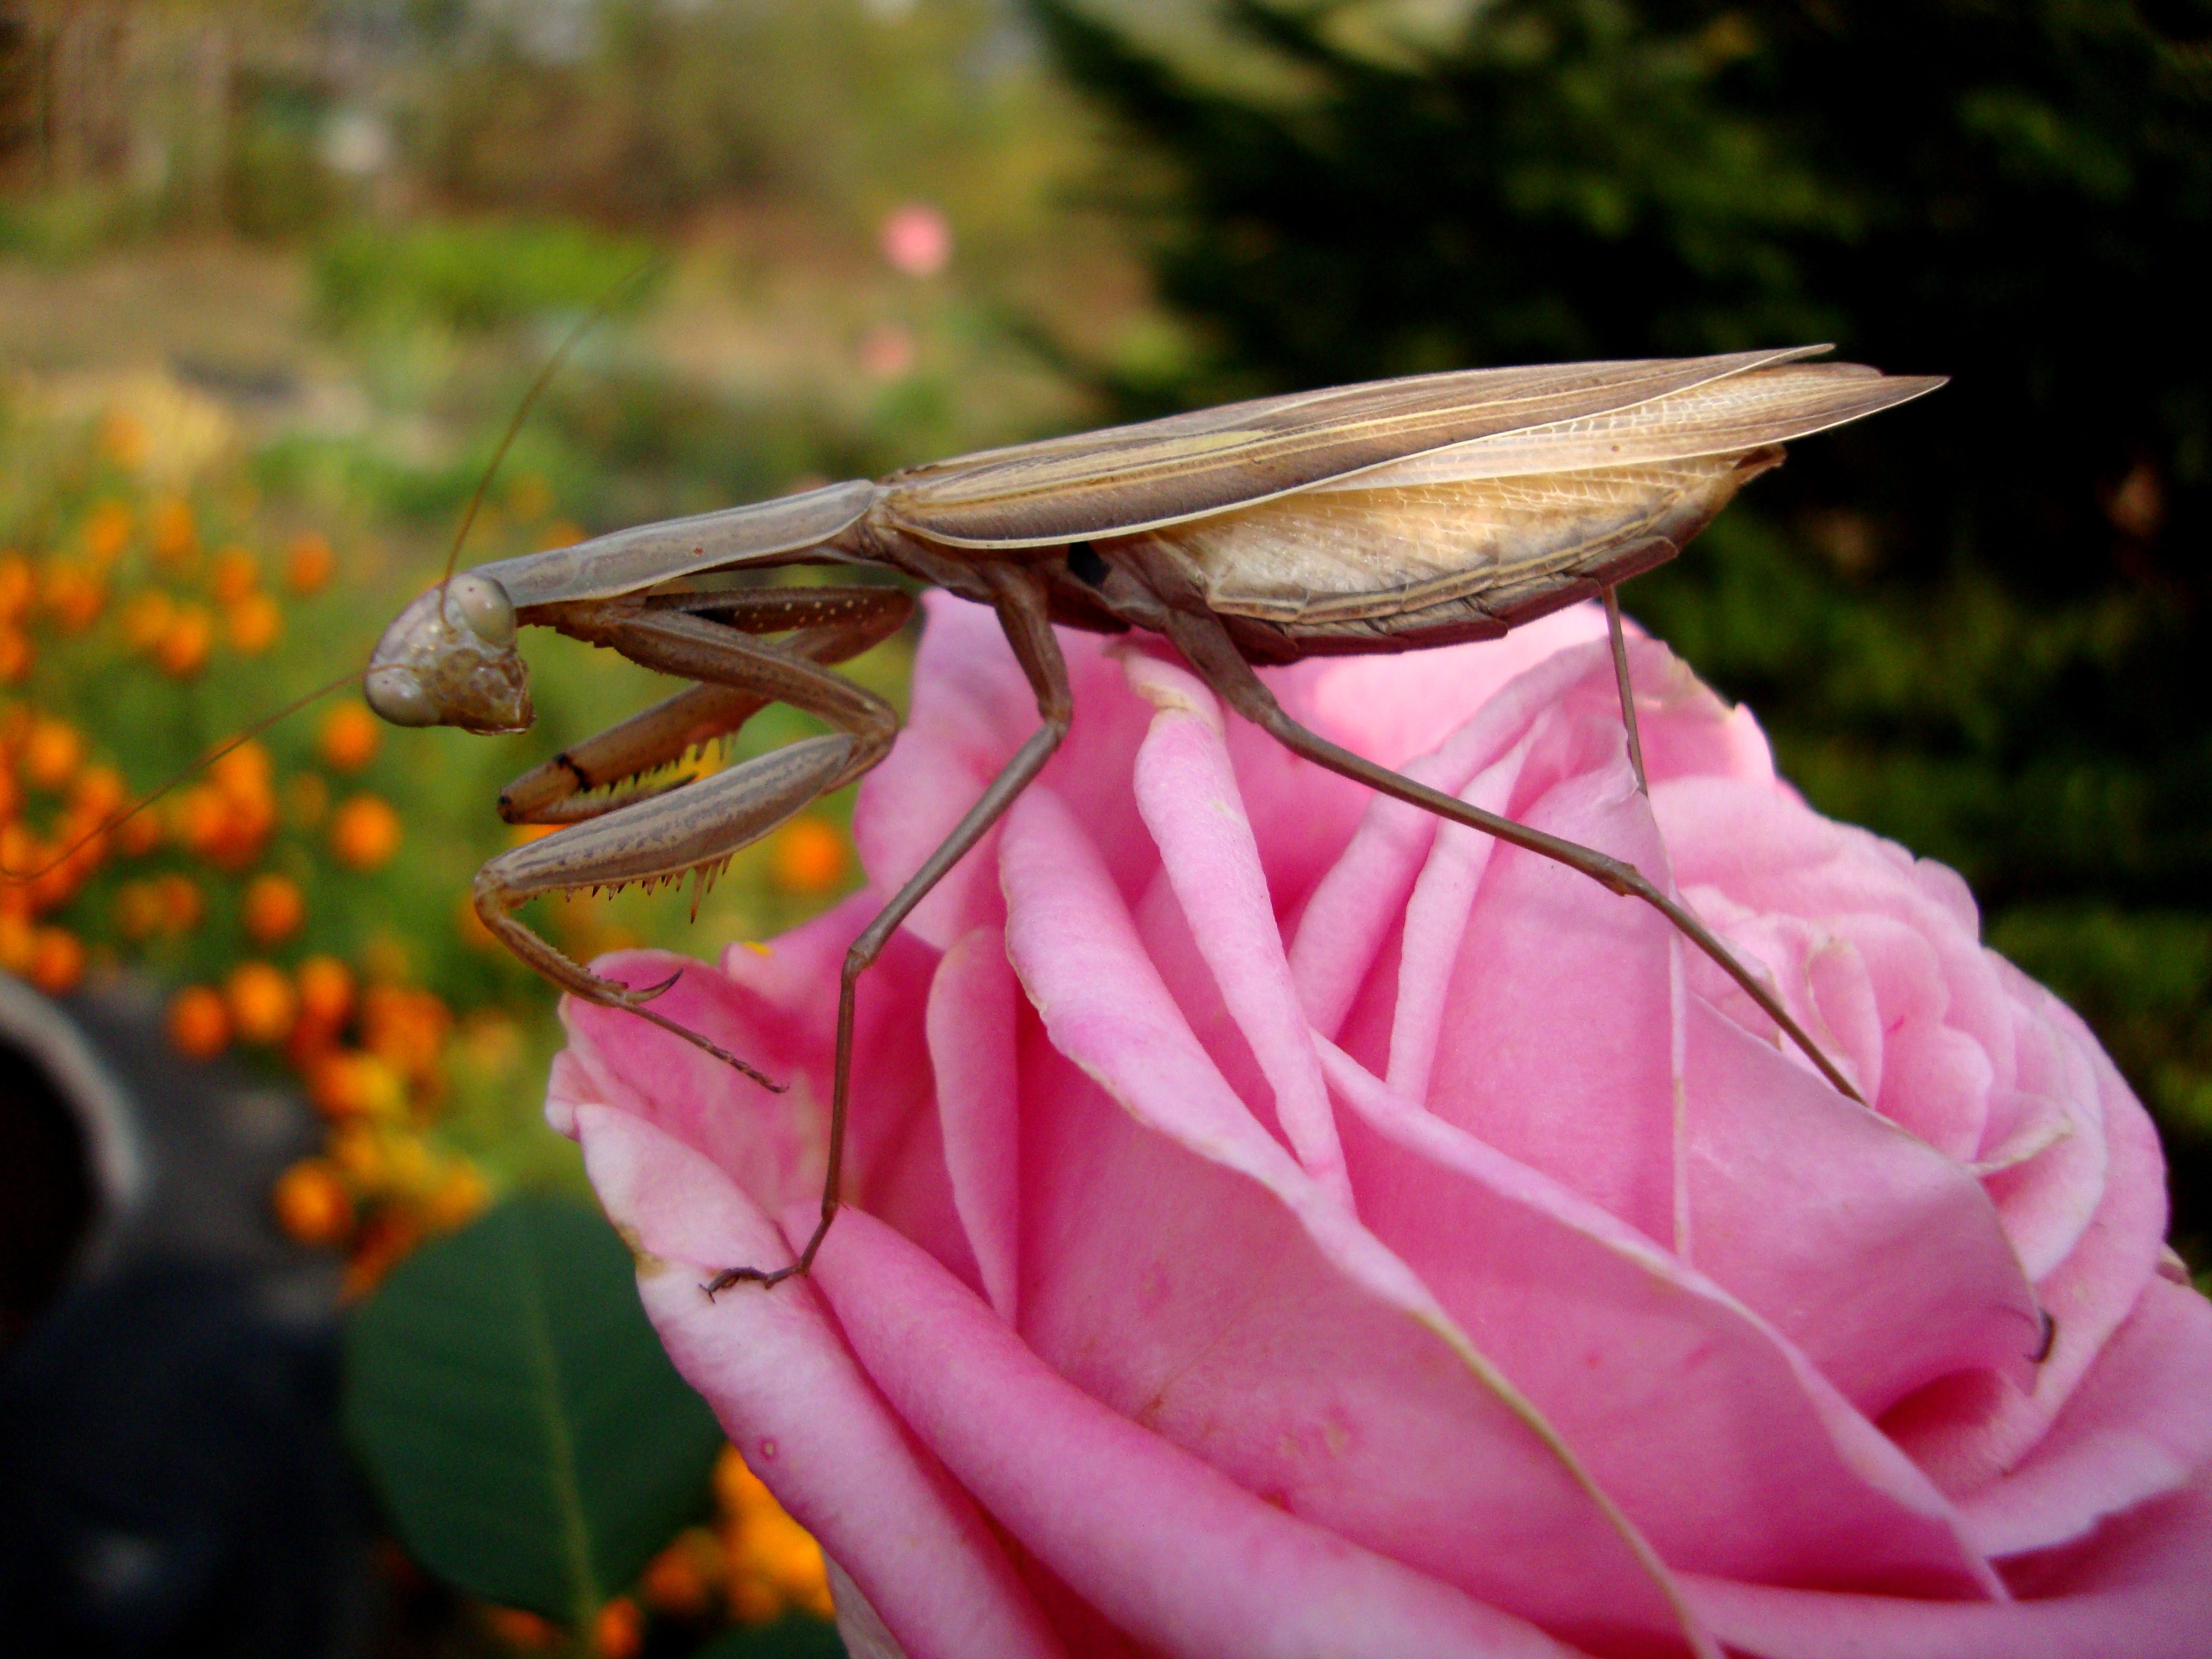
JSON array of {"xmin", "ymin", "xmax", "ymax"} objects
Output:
[
  {"xmin": 1142, "ymin": 361, "xmax": 1943, "ymax": 628},
  {"xmin": 880, "ymin": 347, "xmax": 1829, "ymax": 547}
]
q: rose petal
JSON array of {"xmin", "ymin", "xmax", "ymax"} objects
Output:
[
  {"xmin": 1124, "ymin": 650, "xmax": 1348, "ymax": 1198},
  {"xmin": 928, "ymin": 927, "xmax": 1023, "ymax": 1323},
  {"xmin": 1684, "ymin": 1466, "xmax": 2212, "ymax": 1659},
  {"xmin": 1680, "ymin": 997, "xmax": 2043, "ymax": 1413},
  {"xmin": 1957, "ymin": 1277, "xmax": 2212, "ymax": 1557},
  {"xmin": 1885, "ymin": 1011, "xmax": 2169, "ymax": 1496},
  {"xmin": 999, "ymin": 783, "xmax": 1713, "ymax": 1655},
  {"xmin": 561, "ymin": 1105, "xmax": 1065, "ymax": 1659},
  {"xmin": 1319, "ymin": 1039, "xmax": 2005, "ymax": 1599},
  {"xmin": 813, "ymin": 1207, "xmax": 1591, "ymax": 1659},
  {"xmin": 1422, "ymin": 752, "xmax": 1680, "ymax": 1240}
]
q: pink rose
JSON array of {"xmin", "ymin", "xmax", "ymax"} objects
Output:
[{"xmin": 547, "ymin": 592, "xmax": 2212, "ymax": 1658}]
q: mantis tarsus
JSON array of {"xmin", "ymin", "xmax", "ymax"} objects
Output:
[{"xmin": 359, "ymin": 345, "xmax": 1942, "ymax": 1291}]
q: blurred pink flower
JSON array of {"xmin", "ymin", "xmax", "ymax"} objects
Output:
[
  {"xmin": 879, "ymin": 203, "xmax": 953, "ymax": 277},
  {"xmin": 549, "ymin": 593, "xmax": 2212, "ymax": 1658}
]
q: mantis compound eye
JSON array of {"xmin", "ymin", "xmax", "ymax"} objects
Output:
[
  {"xmin": 443, "ymin": 573, "xmax": 517, "ymax": 646},
  {"xmin": 364, "ymin": 666, "xmax": 439, "ymax": 727}
]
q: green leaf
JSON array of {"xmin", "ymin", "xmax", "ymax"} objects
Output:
[
  {"xmin": 698, "ymin": 1613, "xmax": 848, "ymax": 1659},
  {"xmin": 344, "ymin": 1194, "xmax": 724, "ymax": 1626}
]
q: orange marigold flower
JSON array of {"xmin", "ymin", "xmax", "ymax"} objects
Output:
[
  {"xmin": 329, "ymin": 794, "xmax": 401, "ymax": 870},
  {"xmin": 27, "ymin": 926, "xmax": 84, "ymax": 995},
  {"xmin": 150, "ymin": 496, "xmax": 197, "ymax": 568},
  {"xmin": 168, "ymin": 984, "xmax": 231, "ymax": 1058},
  {"xmin": 227, "ymin": 592, "xmax": 282, "ymax": 655},
  {"xmin": 226, "ymin": 961, "xmax": 298, "ymax": 1045},
  {"xmin": 641, "ymin": 1529, "xmax": 724, "ymax": 1618},
  {"xmin": 0, "ymin": 630, "xmax": 30, "ymax": 685},
  {"xmin": 307, "ymin": 1048, "xmax": 404, "ymax": 1120},
  {"xmin": 42, "ymin": 563, "xmax": 106, "ymax": 632},
  {"xmin": 716, "ymin": 1445, "xmax": 833, "ymax": 1622},
  {"xmin": 81, "ymin": 499, "xmax": 132, "ymax": 565},
  {"xmin": 208, "ymin": 545, "xmax": 258, "ymax": 603},
  {"xmin": 22, "ymin": 717, "xmax": 84, "ymax": 791},
  {"xmin": 295, "ymin": 954, "xmax": 355, "ymax": 1027},
  {"xmin": 0, "ymin": 912, "xmax": 35, "ymax": 975},
  {"xmin": 156, "ymin": 872, "xmax": 202, "ymax": 931},
  {"xmin": 70, "ymin": 764, "xmax": 128, "ymax": 820},
  {"xmin": 0, "ymin": 765, "xmax": 18, "ymax": 823},
  {"xmin": 317, "ymin": 703, "xmax": 381, "ymax": 773},
  {"xmin": 156, "ymin": 604, "xmax": 215, "ymax": 677},
  {"xmin": 121, "ymin": 589, "xmax": 176, "ymax": 653},
  {"xmin": 211, "ymin": 740, "xmax": 273, "ymax": 795},
  {"xmin": 593, "ymin": 1597, "xmax": 642, "ymax": 1659},
  {"xmin": 116, "ymin": 808, "xmax": 161, "ymax": 857},
  {"xmin": 0, "ymin": 553, "xmax": 35, "ymax": 621},
  {"xmin": 285, "ymin": 533, "xmax": 336, "ymax": 595},
  {"xmin": 272, "ymin": 1158, "xmax": 354, "ymax": 1246},
  {"xmin": 770, "ymin": 817, "xmax": 848, "ymax": 895},
  {"xmin": 363, "ymin": 983, "xmax": 451, "ymax": 1081},
  {"xmin": 242, "ymin": 873, "xmax": 305, "ymax": 944},
  {"xmin": 422, "ymin": 1163, "xmax": 490, "ymax": 1232}
]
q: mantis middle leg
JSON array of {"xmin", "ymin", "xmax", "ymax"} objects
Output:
[{"xmin": 706, "ymin": 564, "xmax": 1073, "ymax": 1293}]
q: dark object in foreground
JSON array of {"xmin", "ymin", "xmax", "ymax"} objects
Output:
[{"xmin": 0, "ymin": 977, "xmax": 367, "ymax": 1659}]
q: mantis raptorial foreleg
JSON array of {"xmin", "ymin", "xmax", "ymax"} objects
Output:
[
  {"xmin": 474, "ymin": 587, "xmax": 911, "ymax": 1088},
  {"xmin": 500, "ymin": 588, "xmax": 913, "ymax": 826},
  {"xmin": 1157, "ymin": 605, "xmax": 1866, "ymax": 1105},
  {"xmin": 706, "ymin": 565, "xmax": 1072, "ymax": 1294}
]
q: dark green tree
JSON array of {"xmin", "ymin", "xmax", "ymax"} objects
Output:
[{"xmin": 1039, "ymin": 0, "xmax": 2212, "ymax": 1253}]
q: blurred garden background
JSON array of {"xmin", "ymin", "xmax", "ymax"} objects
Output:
[{"xmin": 0, "ymin": 1, "xmax": 2205, "ymax": 1655}]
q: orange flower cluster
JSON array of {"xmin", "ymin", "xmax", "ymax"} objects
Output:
[
  {"xmin": 634, "ymin": 1448, "xmax": 834, "ymax": 1627},
  {"xmin": 0, "ymin": 709, "xmax": 149, "ymax": 992},
  {"xmin": 2, "ymin": 450, "xmax": 472, "ymax": 1307}
]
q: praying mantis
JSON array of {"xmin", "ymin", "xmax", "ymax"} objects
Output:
[{"xmin": 359, "ymin": 344, "xmax": 1941, "ymax": 1291}]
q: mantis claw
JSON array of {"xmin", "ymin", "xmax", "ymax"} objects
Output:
[{"xmin": 623, "ymin": 969, "xmax": 685, "ymax": 1004}]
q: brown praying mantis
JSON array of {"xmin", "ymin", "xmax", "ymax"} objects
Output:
[{"xmin": 357, "ymin": 344, "xmax": 1941, "ymax": 1292}]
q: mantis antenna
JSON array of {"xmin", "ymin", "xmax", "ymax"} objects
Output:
[{"xmin": 436, "ymin": 254, "xmax": 662, "ymax": 594}]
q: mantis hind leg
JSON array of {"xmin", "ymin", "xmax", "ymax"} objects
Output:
[
  {"xmin": 1602, "ymin": 586, "xmax": 1649, "ymax": 794},
  {"xmin": 1157, "ymin": 606, "xmax": 1866, "ymax": 1105}
]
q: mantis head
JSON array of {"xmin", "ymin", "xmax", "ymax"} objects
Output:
[{"xmin": 365, "ymin": 573, "xmax": 534, "ymax": 734}]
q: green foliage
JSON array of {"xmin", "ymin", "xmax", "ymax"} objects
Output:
[
  {"xmin": 311, "ymin": 217, "xmax": 662, "ymax": 334},
  {"xmin": 344, "ymin": 1194, "xmax": 726, "ymax": 1627},
  {"xmin": 1041, "ymin": 0, "xmax": 2212, "ymax": 1255}
]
